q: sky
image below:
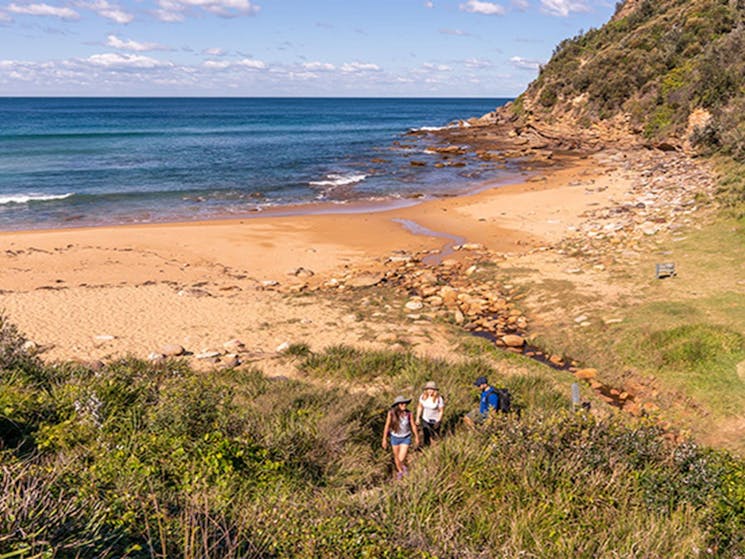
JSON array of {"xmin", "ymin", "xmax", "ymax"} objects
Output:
[{"xmin": 0, "ymin": 0, "xmax": 617, "ymax": 96}]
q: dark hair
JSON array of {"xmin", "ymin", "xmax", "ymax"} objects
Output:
[{"xmin": 389, "ymin": 405, "xmax": 408, "ymax": 433}]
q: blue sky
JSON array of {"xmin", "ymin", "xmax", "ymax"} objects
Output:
[{"xmin": 0, "ymin": 0, "xmax": 617, "ymax": 96}]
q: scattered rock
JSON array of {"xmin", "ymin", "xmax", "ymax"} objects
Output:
[
  {"xmin": 405, "ymin": 299, "xmax": 424, "ymax": 311},
  {"xmin": 222, "ymin": 354, "xmax": 240, "ymax": 368},
  {"xmin": 275, "ymin": 341, "xmax": 290, "ymax": 353},
  {"xmin": 94, "ymin": 334, "xmax": 116, "ymax": 342},
  {"xmin": 160, "ymin": 344, "xmax": 185, "ymax": 357},
  {"xmin": 347, "ymin": 274, "xmax": 381, "ymax": 287},
  {"xmin": 290, "ymin": 267, "xmax": 315, "ymax": 278},
  {"xmin": 575, "ymin": 368, "xmax": 598, "ymax": 380},
  {"xmin": 223, "ymin": 339, "xmax": 246, "ymax": 352},
  {"xmin": 501, "ymin": 334, "xmax": 525, "ymax": 347},
  {"xmin": 178, "ymin": 288, "xmax": 211, "ymax": 298}
]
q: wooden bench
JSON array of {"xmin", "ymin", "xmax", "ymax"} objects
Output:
[{"xmin": 655, "ymin": 262, "xmax": 676, "ymax": 279}]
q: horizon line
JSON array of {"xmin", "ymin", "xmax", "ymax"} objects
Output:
[{"xmin": 0, "ymin": 95, "xmax": 517, "ymax": 100}]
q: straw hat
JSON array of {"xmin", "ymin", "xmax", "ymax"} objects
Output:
[
  {"xmin": 391, "ymin": 395, "xmax": 411, "ymax": 407},
  {"xmin": 423, "ymin": 381, "xmax": 439, "ymax": 391}
]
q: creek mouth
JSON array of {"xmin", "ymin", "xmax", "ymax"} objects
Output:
[{"xmin": 392, "ymin": 218, "xmax": 466, "ymax": 266}]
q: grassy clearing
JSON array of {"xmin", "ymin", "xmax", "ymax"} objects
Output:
[{"xmin": 497, "ymin": 214, "xmax": 745, "ymax": 453}]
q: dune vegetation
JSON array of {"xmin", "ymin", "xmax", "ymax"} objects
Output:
[{"xmin": 1, "ymin": 315, "xmax": 744, "ymax": 558}]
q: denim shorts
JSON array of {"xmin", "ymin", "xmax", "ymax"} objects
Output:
[{"xmin": 390, "ymin": 434, "xmax": 412, "ymax": 446}]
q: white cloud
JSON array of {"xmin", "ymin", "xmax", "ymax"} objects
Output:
[
  {"xmin": 203, "ymin": 57, "xmax": 265, "ymax": 69},
  {"xmin": 80, "ymin": 0, "xmax": 133, "ymax": 23},
  {"xmin": 423, "ymin": 62, "xmax": 451, "ymax": 71},
  {"xmin": 203, "ymin": 60, "xmax": 230, "ymax": 69},
  {"xmin": 510, "ymin": 56, "xmax": 542, "ymax": 70},
  {"xmin": 107, "ymin": 35, "xmax": 165, "ymax": 52},
  {"xmin": 539, "ymin": 0, "xmax": 588, "ymax": 17},
  {"xmin": 512, "ymin": 0, "xmax": 529, "ymax": 9},
  {"xmin": 464, "ymin": 57, "xmax": 491, "ymax": 68},
  {"xmin": 8, "ymin": 3, "xmax": 79, "ymax": 19},
  {"xmin": 288, "ymin": 71, "xmax": 318, "ymax": 80},
  {"xmin": 236, "ymin": 57, "xmax": 265, "ymax": 69},
  {"xmin": 202, "ymin": 47, "xmax": 225, "ymax": 56},
  {"xmin": 340, "ymin": 62, "xmax": 381, "ymax": 73},
  {"xmin": 459, "ymin": 0, "xmax": 505, "ymax": 15},
  {"xmin": 0, "ymin": 10, "xmax": 11, "ymax": 20},
  {"xmin": 424, "ymin": 1, "xmax": 433, "ymax": 7},
  {"xmin": 156, "ymin": 0, "xmax": 259, "ymax": 21},
  {"xmin": 86, "ymin": 53, "xmax": 170, "ymax": 68},
  {"xmin": 303, "ymin": 61, "xmax": 335, "ymax": 71}
]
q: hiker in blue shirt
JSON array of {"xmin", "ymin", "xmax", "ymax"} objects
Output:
[{"xmin": 463, "ymin": 375, "xmax": 499, "ymax": 428}]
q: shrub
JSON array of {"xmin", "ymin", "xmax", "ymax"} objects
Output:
[{"xmin": 0, "ymin": 312, "xmax": 39, "ymax": 374}]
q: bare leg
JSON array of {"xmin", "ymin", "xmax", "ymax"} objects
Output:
[
  {"xmin": 391, "ymin": 444, "xmax": 404, "ymax": 476},
  {"xmin": 395, "ymin": 444, "xmax": 410, "ymax": 474}
]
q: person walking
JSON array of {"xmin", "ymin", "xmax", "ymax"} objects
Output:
[
  {"xmin": 382, "ymin": 395, "xmax": 419, "ymax": 480},
  {"xmin": 415, "ymin": 381, "xmax": 445, "ymax": 446},
  {"xmin": 463, "ymin": 375, "xmax": 500, "ymax": 428}
]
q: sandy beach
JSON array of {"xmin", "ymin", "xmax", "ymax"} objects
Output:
[{"xmin": 0, "ymin": 153, "xmax": 628, "ymax": 365}]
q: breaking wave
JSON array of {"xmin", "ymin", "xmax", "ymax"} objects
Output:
[
  {"xmin": 309, "ymin": 174, "xmax": 367, "ymax": 188},
  {"xmin": 0, "ymin": 193, "xmax": 74, "ymax": 205}
]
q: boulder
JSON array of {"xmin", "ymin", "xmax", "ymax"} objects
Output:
[
  {"xmin": 501, "ymin": 334, "xmax": 525, "ymax": 348},
  {"xmin": 405, "ymin": 300, "xmax": 424, "ymax": 311},
  {"xmin": 574, "ymin": 368, "xmax": 598, "ymax": 380},
  {"xmin": 418, "ymin": 270, "xmax": 439, "ymax": 285},
  {"xmin": 439, "ymin": 286, "xmax": 458, "ymax": 306},
  {"xmin": 160, "ymin": 344, "xmax": 185, "ymax": 357},
  {"xmin": 347, "ymin": 274, "xmax": 381, "ymax": 287}
]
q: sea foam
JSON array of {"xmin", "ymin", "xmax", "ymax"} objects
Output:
[
  {"xmin": 0, "ymin": 193, "xmax": 74, "ymax": 205},
  {"xmin": 309, "ymin": 174, "xmax": 367, "ymax": 188}
]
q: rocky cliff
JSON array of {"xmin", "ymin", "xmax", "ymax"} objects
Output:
[{"xmin": 504, "ymin": 0, "xmax": 745, "ymax": 159}]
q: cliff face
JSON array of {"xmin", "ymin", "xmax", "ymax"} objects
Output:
[{"xmin": 517, "ymin": 0, "xmax": 745, "ymax": 159}]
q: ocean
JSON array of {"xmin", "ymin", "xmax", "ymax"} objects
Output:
[{"xmin": 0, "ymin": 97, "xmax": 513, "ymax": 230}]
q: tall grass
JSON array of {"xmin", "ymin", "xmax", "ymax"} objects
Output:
[{"xmin": 1, "ymin": 328, "xmax": 744, "ymax": 557}]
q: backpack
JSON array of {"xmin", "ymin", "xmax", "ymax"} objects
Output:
[{"xmin": 495, "ymin": 388, "xmax": 512, "ymax": 413}]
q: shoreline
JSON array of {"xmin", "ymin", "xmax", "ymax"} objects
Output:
[
  {"xmin": 0, "ymin": 151, "xmax": 619, "ymax": 364},
  {"xmin": 0, "ymin": 164, "xmax": 530, "ymax": 235}
]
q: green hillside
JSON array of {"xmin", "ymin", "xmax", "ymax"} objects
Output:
[{"xmin": 523, "ymin": 0, "xmax": 745, "ymax": 161}]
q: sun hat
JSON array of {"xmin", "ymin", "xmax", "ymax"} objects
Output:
[
  {"xmin": 423, "ymin": 381, "xmax": 439, "ymax": 391},
  {"xmin": 473, "ymin": 376, "xmax": 488, "ymax": 387},
  {"xmin": 391, "ymin": 395, "xmax": 411, "ymax": 407}
]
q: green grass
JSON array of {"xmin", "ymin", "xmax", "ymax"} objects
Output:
[
  {"xmin": 1, "ymin": 343, "xmax": 744, "ymax": 557},
  {"xmin": 496, "ymin": 212, "xmax": 745, "ymax": 452}
]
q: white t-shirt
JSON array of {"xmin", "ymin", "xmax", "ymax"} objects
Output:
[{"xmin": 419, "ymin": 394, "xmax": 444, "ymax": 423}]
